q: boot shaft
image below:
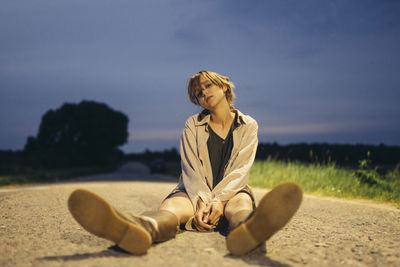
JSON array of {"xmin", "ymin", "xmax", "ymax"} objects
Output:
[
  {"xmin": 115, "ymin": 209, "xmax": 179, "ymax": 243},
  {"xmin": 141, "ymin": 210, "xmax": 179, "ymax": 242}
]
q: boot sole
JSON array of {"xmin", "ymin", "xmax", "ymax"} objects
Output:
[
  {"xmin": 68, "ymin": 189, "xmax": 152, "ymax": 254},
  {"xmin": 226, "ymin": 182, "xmax": 303, "ymax": 256}
]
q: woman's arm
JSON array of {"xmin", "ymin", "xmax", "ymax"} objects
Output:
[
  {"xmin": 211, "ymin": 119, "xmax": 258, "ymax": 202},
  {"xmin": 180, "ymin": 118, "xmax": 212, "ymax": 211}
]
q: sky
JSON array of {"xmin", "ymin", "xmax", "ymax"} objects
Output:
[{"xmin": 1, "ymin": 0, "xmax": 399, "ymax": 153}]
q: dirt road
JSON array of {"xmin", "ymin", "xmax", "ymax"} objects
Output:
[{"xmin": 1, "ymin": 162, "xmax": 399, "ymax": 266}]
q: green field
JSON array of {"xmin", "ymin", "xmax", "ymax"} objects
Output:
[{"xmin": 249, "ymin": 158, "xmax": 400, "ymax": 205}]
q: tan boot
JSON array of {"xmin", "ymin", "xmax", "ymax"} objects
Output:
[
  {"xmin": 68, "ymin": 189, "xmax": 179, "ymax": 254},
  {"xmin": 226, "ymin": 182, "xmax": 303, "ymax": 256}
]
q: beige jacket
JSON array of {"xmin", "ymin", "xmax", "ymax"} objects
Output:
[{"xmin": 177, "ymin": 109, "xmax": 258, "ymax": 211}]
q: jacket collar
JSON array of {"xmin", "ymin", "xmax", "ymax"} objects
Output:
[{"xmin": 194, "ymin": 109, "xmax": 247, "ymax": 127}]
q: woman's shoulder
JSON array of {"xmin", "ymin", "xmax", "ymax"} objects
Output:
[
  {"xmin": 235, "ymin": 109, "xmax": 258, "ymax": 127},
  {"xmin": 183, "ymin": 113, "xmax": 198, "ymax": 126},
  {"xmin": 184, "ymin": 110, "xmax": 209, "ymax": 127}
]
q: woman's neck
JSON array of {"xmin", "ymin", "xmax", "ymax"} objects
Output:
[{"xmin": 209, "ymin": 102, "xmax": 234, "ymax": 129}]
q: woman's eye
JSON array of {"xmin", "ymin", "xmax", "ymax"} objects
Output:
[
  {"xmin": 205, "ymin": 84, "xmax": 211, "ymax": 88},
  {"xmin": 197, "ymin": 91, "xmax": 204, "ymax": 98}
]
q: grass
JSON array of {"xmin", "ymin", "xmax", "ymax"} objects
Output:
[{"xmin": 249, "ymin": 158, "xmax": 400, "ymax": 205}]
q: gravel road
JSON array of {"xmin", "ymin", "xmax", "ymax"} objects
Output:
[{"xmin": 1, "ymin": 162, "xmax": 399, "ymax": 266}]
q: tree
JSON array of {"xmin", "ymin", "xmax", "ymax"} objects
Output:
[{"xmin": 24, "ymin": 100, "xmax": 129, "ymax": 167}]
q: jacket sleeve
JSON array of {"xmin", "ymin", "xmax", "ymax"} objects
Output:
[
  {"xmin": 211, "ymin": 119, "xmax": 258, "ymax": 202},
  {"xmin": 180, "ymin": 118, "xmax": 212, "ymax": 211}
]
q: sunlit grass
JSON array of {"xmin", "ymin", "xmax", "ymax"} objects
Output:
[{"xmin": 249, "ymin": 158, "xmax": 400, "ymax": 205}]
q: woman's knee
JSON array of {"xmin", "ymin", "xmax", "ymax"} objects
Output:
[
  {"xmin": 159, "ymin": 193, "xmax": 194, "ymax": 222},
  {"xmin": 225, "ymin": 193, "xmax": 253, "ymax": 216}
]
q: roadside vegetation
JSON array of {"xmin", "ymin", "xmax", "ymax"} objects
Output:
[{"xmin": 249, "ymin": 157, "xmax": 400, "ymax": 205}]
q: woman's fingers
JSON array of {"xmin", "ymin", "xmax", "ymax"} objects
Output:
[
  {"xmin": 208, "ymin": 209, "xmax": 222, "ymax": 225},
  {"xmin": 202, "ymin": 203, "xmax": 213, "ymax": 224},
  {"xmin": 207, "ymin": 202, "xmax": 224, "ymax": 225},
  {"xmin": 194, "ymin": 207, "xmax": 204, "ymax": 227},
  {"xmin": 202, "ymin": 213, "xmax": 209, "ymax": 224},
  {"xmin": 193, "ymin": 221, "xmax": 205, "ymax": 232},
  {"xmin": 195, "ymin": 219, "xmax": 213, "ymax": 231},
  {"xmin": 210, "ymin": 215, "xmax": 221, "ymax": 226},
  {"xmin": 194, "ymin": 206, "xmax": 213, "ymax": 231}
]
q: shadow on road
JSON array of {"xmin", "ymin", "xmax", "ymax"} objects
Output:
[
  {"xmin": 38, "ymin": 245, "xmax": 289, "ymax": 266},
  {"xmin": 37, "ymin": 245, "xmax": 137, "ymax": 262},
  {"xmin": 225, "ymin": 245, "xmax": 291, "ymax": 267}
]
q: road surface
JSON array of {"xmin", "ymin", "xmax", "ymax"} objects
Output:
[{"xmin": 1, "ymin": 162, "xmax": 399, "ymax": 266}]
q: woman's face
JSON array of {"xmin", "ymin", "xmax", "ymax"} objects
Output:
[{"xmin": 196, "ymin": 76, "xmax": 227, "ymax": 110}]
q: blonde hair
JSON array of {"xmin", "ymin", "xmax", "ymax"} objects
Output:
[{"xmin": 187, "ymin": 70, "xmax": 235, "ymax": 109}]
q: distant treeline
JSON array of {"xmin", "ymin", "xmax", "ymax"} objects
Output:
[
  {"xmin": 256, "ymin": 143, "xmax": 400, "ymax": 166},
  {"xmin": 124, "ymin": 142, "xmax": 400, "ymax": 167},
  {"xmin": 125, "ymin": 148, "xmax": 180, "ymax": 162},
  {"xmin": 1, "ymin": 143, "xmax": 400, "ymax": 173}
]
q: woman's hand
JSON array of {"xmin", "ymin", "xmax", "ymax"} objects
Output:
[
  {"xmin": 204, "ymin": 201, "xmax": 226, "ymax": 226},
  {"xmin": 193, "ymin": 199, "xmax": 215, "ymax": 232}
]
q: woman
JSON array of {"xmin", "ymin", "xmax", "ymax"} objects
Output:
[{"xmin": 68, "ymin": 70, "xmax": 303, "ymax": 256}]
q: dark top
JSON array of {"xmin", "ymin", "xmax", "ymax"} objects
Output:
[{"xmin": 207, "ymin": 115, "xmax": 238, "ymax": 188}]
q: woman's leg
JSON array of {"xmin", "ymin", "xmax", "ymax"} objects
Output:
[
  {"xmin": 226, "ymin": 182, "xmax": 303, "ymax": 256},
  {"xmin": 68, "ymin": 189, "xmax": 183, "ymax": 255},
  {"xmin": 159, "ymin": 192, "xmax": 195, "ymax": 225},
  {"xmin": 225, "ymin": 192, "xmax": 253, "ymax": 230}
]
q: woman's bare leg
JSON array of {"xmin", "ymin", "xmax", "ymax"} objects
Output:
[
  {"xmin": 224, "ymin": 192, "xmax": 253, "ymax": 229},
  {"xmin": 159, "ymin": 192, "xmax": 194, "ymax": 225}
]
